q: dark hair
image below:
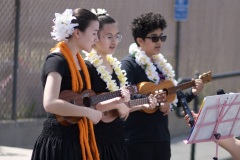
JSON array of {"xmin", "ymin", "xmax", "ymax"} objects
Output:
[
  {"xmin": 97, "ymin": 13, "xmax": 116, "ymax": 30},
  {"xmin": 72, "ymin": 8, "xmax": 99, "ymax": 32},
  {"xmin": 131, "ymin": 12, "xmax": 167, "ymax": 46}
]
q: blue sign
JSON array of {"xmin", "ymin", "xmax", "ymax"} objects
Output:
[
  {"xmin": 175, "ymin": 0, "xmax": 188, "ymax": 5},
  {"xmin": 174, "ymin": 0, "xmax": 189, "ymax": 21}
]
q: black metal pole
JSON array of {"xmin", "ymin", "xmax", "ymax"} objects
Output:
[
  {"xmin": 12, "ymin": 0, "xmax": 20, "ymax": 120},
  {"xmin": 190, "ymin": 144, "xmax": 195, "ymax": 160},
  {"xmin": 174, "ymin": 21, "xmax": 181, "ymax": 120},
  {"xmin": 175, "ymin": 21, "xmax": 180, "ymax": 80}
]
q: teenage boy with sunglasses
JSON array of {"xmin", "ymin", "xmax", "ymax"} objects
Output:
[{"xmin": 121, "ymin": 12, "xmax": 204, "ymax": 160}]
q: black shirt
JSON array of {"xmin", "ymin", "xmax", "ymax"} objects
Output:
[
  {"xmin": 121, "ymin": 54, "xmax": 195, "ymax": 142},
  {"xmin": 41, "ymin": 53, "xmax": 86, "ymax": 91},
  {"xmin": 85, "ymin": 60, "xmax": 120, "ymax": 94},
  {"xmin": 41, "ymin": 52, "xmax": 86, "ymax": 118}
]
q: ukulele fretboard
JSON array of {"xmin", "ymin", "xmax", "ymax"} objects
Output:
[
  {"xmin": 90, "ymin": 90, "xmax": 122, "ymax": 106},
  {"xmin": 128, "ymin": 97, "xmax": 149, "ymax": 107},
  {"xmin": 168, "ymin": 81, "xmax": 195, "ymax": 95}
]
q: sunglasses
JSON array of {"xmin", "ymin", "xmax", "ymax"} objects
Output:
[{"xmin": 145, "ymin": 35, "xmax": 167, "ymax": 43}]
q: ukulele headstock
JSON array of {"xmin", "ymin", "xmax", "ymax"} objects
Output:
[{"xmin": 199, "ymin": 71, "xmax": 212, "ymax": 83}]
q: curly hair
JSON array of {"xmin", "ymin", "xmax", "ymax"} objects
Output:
[{"xmin": 131, "ymin": 12, "xmax": 167, "ymax": 46}]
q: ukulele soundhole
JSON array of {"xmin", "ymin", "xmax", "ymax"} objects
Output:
[
  {"xmin": 69, "ymin": 99, "xmax": 76, "ymax": 104},
  {"xmin": 83, "ymin": 97, "xmax": 91, "ymax": 107},
  {"xmin": 162, "ymin": 88, "xmax": 168, "ymax": 95}
]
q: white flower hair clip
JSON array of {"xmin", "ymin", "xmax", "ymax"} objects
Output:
[
  {"xmin": 51, "ymin": 9, "xmax": 79, "ymax": 41},
  {"xmin": 91, "ymin": 8, "xmax": 109, "ymax": 16}
]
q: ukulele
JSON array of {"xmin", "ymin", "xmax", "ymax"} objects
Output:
[
  {"xmin": 137, "ymin": 71, "xmax": 212, "ymax": 114},
  {"xmin": 56, "ymin": 85, "xmax": 137, "ymax": 126},
  {"xmin": 101, "ymin": 91, "xmax": 166, "ymax": 123}
]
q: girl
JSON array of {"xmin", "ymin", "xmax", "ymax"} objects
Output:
[
  {"xmin": 31, "ymin": 8, "xmax": 103, "ymax": 160},
  {"xmin": 84, "ymin": 8, "xmax": 157, "ymax": 160}
]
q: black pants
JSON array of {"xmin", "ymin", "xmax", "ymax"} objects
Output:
[{"xmin": 127, "ymin": 141, "xmax": 171, "ymax": 160}]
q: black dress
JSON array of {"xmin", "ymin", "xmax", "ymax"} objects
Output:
[
  {"xmin": 31, "ymin": 53, "xmax": 86, "ymax": 160},
  {"xmin": 85, "ymin": 60, "xmax": 128, "ymax": 160}
]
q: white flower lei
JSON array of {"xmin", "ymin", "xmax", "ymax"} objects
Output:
[
  {"xmin": 91, "ymin": 8, "xmax": 109, "ymax": 16},
  {"xmin": 84, "ymin": 50, "xmax": 127, "ymax": 92},
  {"xmin": 51, "ymin": 9, "xmax": 78, "ymax": 41},
  {"xmin": 129, "ymin": 43, "xmax": 178, "ymax": 107}
]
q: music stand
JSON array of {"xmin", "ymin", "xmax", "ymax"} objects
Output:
[{"xmin": 184, "ymin": 93, "xmax": 240, "ymax": 160}]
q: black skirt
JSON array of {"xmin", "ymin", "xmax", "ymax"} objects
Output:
[
  {"xmin": 31, "ymin": 117, "xmax": 82, "ymax": 160},
  {"xmin": 94, "ymin": 117, "xmax": 128, "ymax": 160}
]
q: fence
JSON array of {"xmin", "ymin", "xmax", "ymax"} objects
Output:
[{"xmin": 1, "ymin": 0, "xmax": 240, "ymax": 120}]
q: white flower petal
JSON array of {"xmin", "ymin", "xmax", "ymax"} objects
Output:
[
  {"xmin": 51, "ymin": 9, "xmax": 78, "ymax": 41},
  {"xmin": 85, "ymin": 50, "xmax": 127, "ymax": 91}
]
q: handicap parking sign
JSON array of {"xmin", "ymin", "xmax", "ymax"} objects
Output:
[{"xmin": 174, "ymin": 0, "xmax": 189, "ymax": 21}]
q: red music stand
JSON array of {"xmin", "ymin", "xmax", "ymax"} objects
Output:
[{"xmin": 184, "ymin": 93, "xmax": 240, "ymax": 160}]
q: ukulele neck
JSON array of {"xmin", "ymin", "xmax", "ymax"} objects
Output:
[
  {"xmin": 168, "ymin": 80, "xmax": 195, "ymax": 95},
  {"xmin": 90, "ymin": 90, "xmax": 121, "ymax": 106},
  {"xmin": 128, "ymin": 97, "xmax": 149, "ymax": 107}
]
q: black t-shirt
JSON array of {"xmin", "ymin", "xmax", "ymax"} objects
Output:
[
  {"xmin": 41, "ymin": 53, "xmax": 86, "ymax": 91},
  {"xmin": 41, "ymin": 53, "xmax": 86, "ymax": 117},
  {"xmin": 85, "ymin": 60, "xmax": 120, "ymax": 94},
  {"xmin": 121, "ymin": 54, "xmax": 195, "ymax": 142}
]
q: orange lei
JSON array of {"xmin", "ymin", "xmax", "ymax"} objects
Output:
[{"xmin": 50, "ymin": 41, "xmax": 99, "ymax": 160}]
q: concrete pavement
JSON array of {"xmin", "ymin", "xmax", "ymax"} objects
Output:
[
  {"xmin": 0, "ymin": 145, "xmax": 32, "ymax": 160},
  {"xmin": 0, "ymin": 134, "xmax": 232, "ymax": 160}
]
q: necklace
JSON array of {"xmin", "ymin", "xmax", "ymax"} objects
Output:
[
  {"xmin": 129, "ymin": 43, "xmax": 178, "ymax": 106},
  {"xmin": 129, "ymin": 43, "xmax": 177, "ymax": 85},
  {"xmin": 85, "ymin": 50, "xmax": 127, "ymax": 91}
]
